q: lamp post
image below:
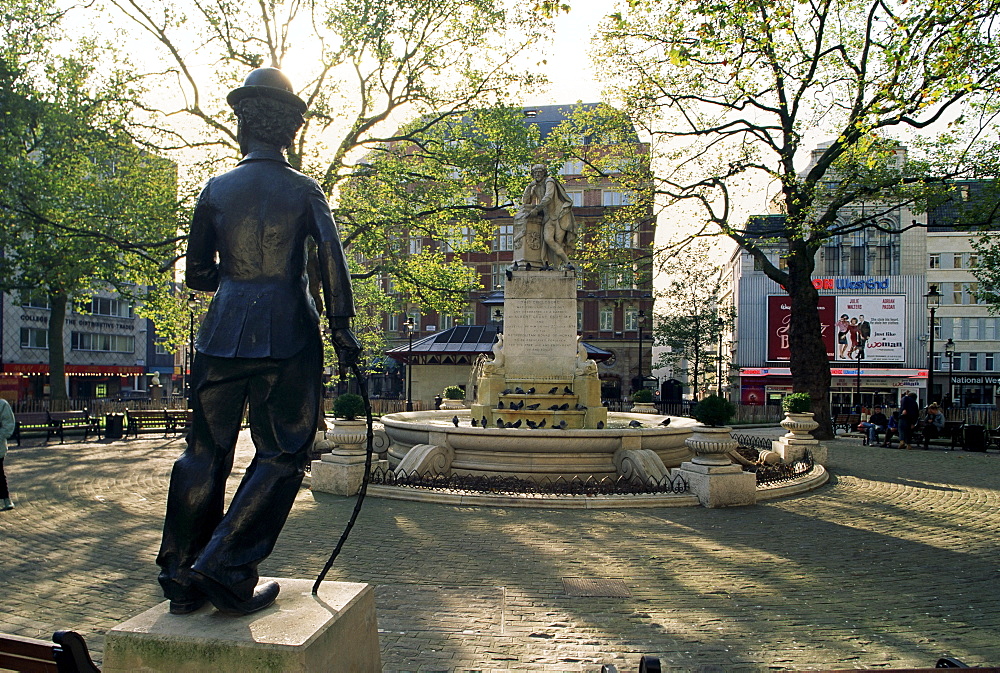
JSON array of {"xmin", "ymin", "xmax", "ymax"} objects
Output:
[
  {"xmin": 945, "ymin": 337, "xmax": 955, "ymax": 404},
  {"xmin": 855, "ymin": 345, "xmax": 863, "ymax": 413},
  {"xmin": 925, "ymin": 285, "xmax": 941, "ymax": 403},
  {"xmin": 186, "ymin": 292, "xmax": 197, "ymax": 400},
  {"xmin": 716, "ymin": 317, "xmax": 724, "ymax": 397},
  {"xmin": 404, "ymin": 317, "xmax": 415, "ymax": 412},
  {"xmin": 637, "ymin": 310, "xmax": 646, "ymax": 392}
]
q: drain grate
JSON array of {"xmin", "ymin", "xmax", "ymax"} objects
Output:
[{"xmin": 562, "ymin": 578, "xmax": 632, "ymax": 597}]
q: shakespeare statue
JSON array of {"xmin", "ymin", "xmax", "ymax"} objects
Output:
[
  {"xmin": 513, "ymin": 164, "xmax": 578, "ymax": 270},
  {"xmin": 156, "ymin": 67, "xmax": 361, "ymax": 616}
]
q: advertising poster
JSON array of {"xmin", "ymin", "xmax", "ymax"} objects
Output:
[
  {"xmin": 767, "ymin": 296, "xmax": 836, "ymax": 361},
  {"xmin": 833, "ymin": 295, "xmax": 905, "ymax": 363}
]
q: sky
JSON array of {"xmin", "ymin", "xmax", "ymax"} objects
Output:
[{"xmin": 530, "ymin": 6, "xmax": 608, "ymax": 106}]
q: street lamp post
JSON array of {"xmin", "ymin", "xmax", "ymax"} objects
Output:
[
  {"xmin": 404, "ymin": 317, "xmax": 415, "ymax": 412},
  {"xmin": 186, "ymin": 292, "xmax": 197, "ymax": 400},
  {"xmin": 716, "ymin": 317, "xmax": 724, "ymax": 397},
  {"xmin": 925, "ymin": 285, "xmax": 941, "ymax": 403},
  {"xmin": 945, "ymin": 337, "xmax": 955, "ymax": 404},
  {"xmin": 855, "ymin": 346, "xmax": 863, "ymax": 413},
  {"xmin": 637, "ymin": 310, "xmax": 646, "ymax": 392}
]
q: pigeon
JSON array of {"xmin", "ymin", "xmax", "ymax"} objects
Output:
[
  {"xmin": 471, "ymin": 417, "xmax": 479, "ymax": 427},
  {"xmin": 505, "ymin": 269, "xmax": 513, "ymax": 281},
  {"xmin": 505, "ymin": 422, "xmax": 514, "ymax": 428},
  {"xmin": 452, "ymin": 415, "xmax": 460, "ymax": 427},
  {"xmin": 498, "ymin": 400, "xmax": 505, "ymax": 409},
  {"xmin": 547, "ymin": 386, "xmax": 559, "ymax": 395},
  {"xmin": 526, "ymin": 403, "xmax": 541, "ymax": 410},
  {"xmin": 525, "ymin": 262, "xmax": 532, "ymax": 271},
  {"xmin": 497, "ymin": 418, "xmax": 505, "ymax": 428},
  {"xmin": 481, "ymin": 416, "xmax": 488, "ymax": 428},
  {"xmin": 514, "ymin": 387, "xmax": 526, "ymax": 394},
  {"xmin": 512, "ymin": 261, "xmax": 519, "ymax": 270},
  {"xmin": 515, "ymin": 400, "xmax": 525, "ymax": 410},
  {"xmin": 565, "ymin": 262, "xmax": 576, "ymax": 270},
  {"xmin": 511, "ymin": 419, "xmax": 522, "ymax": 428},
  {"xmin": 563, "ymin": 386, "xmax": 573, "ymax": 395},
  {"xmin": 628, "ymin": 420, "xmax": 643, "ymax": 428},
  {"xmin": 537, "ymin": 419, "xmax": 546, "ymax": 428},
  {"xmin": 502, "ymin": 388, "xmax": 512, "ymax": 395},
  {"xmin": 575, "ymin": 404, "xmax": 587, "ymax": 411},
  {"xmin": 556, "ymin": 420, "xmax": 567, "ymax": 430},
  {"xmin": 597, "ymin": 421, "xmax": 604, "ymax": 429},
  {"xmin": 526, "ymin": 387, "xmax": 535, "ymax": 394},
  {"xmin": 558, "ymin": 403, "xmax": 569, "ymax": 410},
  {"xmin": 660, "ymin": 418, "xmax": 671, "ymax": 426},
  {"xmin": 526, "ymin": 419, "xmax": 538, "ymax": 429},
  {"xmin": 548, "ymin": 404, "xmax": 560, "ymax": 411},
  {"xmin": 541, "ymin": 262, "xmax": 553, "ymax": 271}
]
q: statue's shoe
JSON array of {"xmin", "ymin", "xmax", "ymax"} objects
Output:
[
  {"xmin": 168, "ymin": 596, "xmax": 207, "ymax": 615},
  {"xmin": 190, "ymin": 571, "xmax": 279, "ymax": 616}
]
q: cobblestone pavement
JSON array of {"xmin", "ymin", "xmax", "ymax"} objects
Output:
[{"xmin": 2, "ymin": 429, "xmax": 999, "ymax": 672}]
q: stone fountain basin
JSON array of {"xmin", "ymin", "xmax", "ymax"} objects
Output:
[{"xmin": 380, "ymin": 410, "xmax": 697, "ymax": 480}]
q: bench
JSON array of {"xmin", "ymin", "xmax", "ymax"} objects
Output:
[
  {"xmin": 11, "ymin": 413, "xmax": 56, "ymax": 446},
  {"xmin": 0, "ymin": 630, "xmax": 100, "ymax": 672},
  {"xmin": 913, "ymin": 420, "xmax": 964, "ymax": 450},
  {"xmin": 834, "ymin": 414, "xmax": 860, "ymax": 434},
  {"xmin": 48, "ymin": 411, "xmax": 100, "ymax": 444},
  {"xmin": 125, "ymin": 409, "xmax": 192, "ymax": 438}
]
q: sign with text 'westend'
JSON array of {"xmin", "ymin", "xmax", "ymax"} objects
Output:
[{"xmin": 767, "ymin": 295, "xmax": 906, "ymax": 363}]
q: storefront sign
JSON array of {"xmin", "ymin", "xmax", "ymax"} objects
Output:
[
  {"xmin": 1, "ymin": 363, "xmax": 144, "ymax": 375},
  {"xmin": 950, "ymin": 375, "xmax": 1000, "ymax": 385}
]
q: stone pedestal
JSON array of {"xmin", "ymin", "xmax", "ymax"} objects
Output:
[
  {"xmin": 311, "ymin": 451, "xmax": 367, "ymax": 496},
  {"xmin": 503, "ymin": 270, "xmax": 578, "ymax": 381},
  {"xmin": 678, "ymin": 461, "xmax": 757, "ymax": 508},
  {"xmin": 103, "ymin": 579, "xmax": 381, "ymax": 673},
  {"xmin": 772, "ymin": 435, "xmax": 827, "ymax": 465}
]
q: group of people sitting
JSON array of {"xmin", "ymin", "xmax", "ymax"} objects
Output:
[{"xmin": 858, "ymin": 393, "xmax": 946, "ymax": 450}]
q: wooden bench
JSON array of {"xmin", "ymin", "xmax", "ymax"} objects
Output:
[
  {"xmin": 125, "ymin": 409, "xmax": 193, "ymax": 438},
  {"xmin": 913, "ymin": 420, "xmax": 964, "ymax": 450},
  {"xmin": 11, "ymin": 413, "xmax": 55, "ymax": 446},
  {"xmin": 0, "ymin": 630, "xmax": 100, "ymax": 672},
  {"xmin": 48, "ymin": 411, "xmax": 101, "ymax": 444},
  {"xmin": 833, "ymin": 414, "xmax": 861, "ymax": 434}
]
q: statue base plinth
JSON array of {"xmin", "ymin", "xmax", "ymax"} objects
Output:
[
  {"xmin": 677, "ymin": 461, "xmax": 757, "ymax": 508},
  {"xmin": 103, "ymin": 579, "xmax": 381, "ymax": 673},
  {"xmin": 311, "ymin": 453, "xmax": 368, "ymax": 496}
]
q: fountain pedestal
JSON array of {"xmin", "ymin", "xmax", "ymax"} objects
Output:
[{"xmin": 470, "ymin": 269, "xmax": 606, "ymax": 429}]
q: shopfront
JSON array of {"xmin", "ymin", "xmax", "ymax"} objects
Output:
[
  {"xmin": 0, "ymin": 363, "xmax": 145, "ymax": 402},
  {"xmin": 740, "ymin": 367, "xmax": 927, "ymax": 413},
  {"xmin": 949, "ymin": 375, "xmax": 1000, "ymax": 408}
]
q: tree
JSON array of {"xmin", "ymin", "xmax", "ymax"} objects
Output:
[
  {"xmin": 0, "ymin": 0, "xmax": 179, "ymax": 405},
  {"xmin": 596, "ymin": 0, "xmax": 1000, "ymax": 437},
  {"xmin": 653, "ymin": 244, "xmax": 733, "ymax": 402}
]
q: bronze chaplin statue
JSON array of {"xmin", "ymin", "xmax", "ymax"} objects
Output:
[{"xmin": 156, "ymin": 67, "xmax": 361, "ymax": 615}]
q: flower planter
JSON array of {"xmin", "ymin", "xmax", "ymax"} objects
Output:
[
  {"xmin": 440, "ymin": 399, "xmax": 465, "ymax": 411},
  {"xmin": 327, "ymin": 418, "xmax": 368, "ymax": 452},
  {"xmin": 684, "ymin": 424, "xmax": 737, "ymax": 466},
  {"xmin": 780, "ymin": 412, "xmax": 819, "ymax": 438},
  {"xmin": 630, "ymin": 402, "xmax": 658, "ymax": 414}
]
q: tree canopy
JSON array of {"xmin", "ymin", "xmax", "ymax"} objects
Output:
[{"xmin": 596, "ymin": 0, "xmax": 1000, "ymax": 436}]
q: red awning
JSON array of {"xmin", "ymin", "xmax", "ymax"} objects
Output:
[{"xmin": 1, "ymin": 363, "xmax": 144, "ymax": 376}]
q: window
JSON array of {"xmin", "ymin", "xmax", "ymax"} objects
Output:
[
  {"xmin": 986, "ymin": 319, "xmax": 997, "ymax": 340},
  {"xmin": 599, "ymin": 307, "xmax": 614, "ymax": 331},
  {"xmin": 79, "ymin": 296, "xmax": 133, "ymax": 318},
  {"xmin": 20, "ymin": 327, "xmax": 48, "ymax": 349},
  {"xmin": 928, "ymin": 253, "xmax": 940, "ymax": 269},
  {"xmin": 953, "ymin": 283, "xmax": 963, "ymax": 305},
  {"xmin": 154, "ymin": 339, "xmax": 171, "ymax": 355},
  {"xmin": 441, "ymin": 226, "xmax": 475, "ymax": 253},
  {"xmin": 440, "ymin": 314, "xmax": 454, "ymax": 330},
  {"xmin": 824, "ymin": 246, "xmax": 840, "ymax": 274},
  {"xmin": 566, "ymin": 191, "xmax": 583, "ymax": 207},
  {"xmin": 560, "ymin": 160, "xmax": 583, "ymax": 176},
  {"xmin": 624, "ymin": 308, "xmax": 638, "ymax": 331},
  {"xmin": 491, "ymin": 263, "xmax": 507, "ymax": 290},
  {"xmin": 968, "ymin": 353, "xmax": 979, "ymax": 371},
  {"xmin": 933, "ymin": 315, "xmax": 942, "ymax": 340},
  {"xmin": 609, "ymin": 225, "xmax": 635, "ymax": 248},
  {"xmin": 969, "ymin": 318, "xmax": 980, "ymax": 340},
  {"xmin": 493, "ymin": 224, "xmax": 514, "ymax": 251},
  {"xmin": 408, "ymin": 237, "xmax": 423, "ymax": 255},
  {"xmin": 987, "ymin": 353, "xmax": 995, "ymax": 371},
  {"xmin": 968, "ymin": 282, "xmax": 980, "ymax": 304},
  {"xmin": 406, "ymin": 310, "xmax": 421, "ymax": 331},
  {"xmin": 952, "ymin": 353, "xmax": 963, "ymax": 371},
  {"xmin": 577, "ymin": 309, "xmax": 583, "ymax": 332},
  {"xmin": 388, "ymin": 314, "xmax": 400, "ymax": 332},
  {"xmin": 969, "ymin": 254, "xmax": 979, "ymax": 268},
  {"xmin": 598, "ymin": 265, "xmax": 635, "ymax": 290},
  {"xmin": 778, "ymin": 254, "xmax": 789, "ymax": 271},
  {"xmin": 463, "ymin": 310, "xmax": 476, "ymax": 327},
  {"xmin": 20, "ymin": 290, "xmax": 50, "ymax": 309},
  {"xmin": 602, "ymin": 190, "xmax": 633, "ymax": 206},
  {"xmin": 873, "ymin": 245, "xmax": 892, "ymax": 275},
  {"xmin": 850, "ymin": 246, "xmax": 866, "ymax": 275},
  {"xmin": 953, "ymin": 253, "xmax": 964, "ymax": 269},
  {"xmin": 933, "ymin": 354, "xmax": 942, "ymax": 371},
  {"xmin": 71, "ymin": 332, "xmax": 135, "ymax": 353}
]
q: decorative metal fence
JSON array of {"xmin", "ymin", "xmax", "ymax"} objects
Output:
[
  {"xmin": 11, "ymin": 397, "xmax": 189, "ymax": 414},
  {"xmin": 369, "ymin": 467, "xmax": 689, "ymax": 496},
  {"xmin": 731, "ymin": 432, "xmax": 815, "ymax": 485}
]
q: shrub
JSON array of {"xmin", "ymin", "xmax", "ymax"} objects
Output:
[
  {"xmin": 781, "ymin": 392, "xmax": 812, "ymax": 414},
  {"xmin": 443, "ymin": 385, "xmax": 465, "ymax": 400},
  {"xmin": 332, "ymin": 393, "xmax": 365, "ymax": 421},
  {"xmin": 692, "ymin": 395, "xmax": 735, "ymax": 427},
  {"xmin": 632, "ymin": 388, "xmax": 654, "ymax": 403}
]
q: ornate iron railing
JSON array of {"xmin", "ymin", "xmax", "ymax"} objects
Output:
[
  {"xmin": 369, "ymin": 466, "xmax": 689, "ymax": 496},
  {"xmin": 730, "ymin": 432, "xmax": 774, "ymax": 451}
]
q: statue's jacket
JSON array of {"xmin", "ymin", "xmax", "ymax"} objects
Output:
[{"xmin": 186, "ymin": 149, "xmax": 355, "ymax": 359}]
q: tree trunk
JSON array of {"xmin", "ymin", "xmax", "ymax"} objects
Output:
[
  {"xmin": 785, "ymin": 246, "xmax": 834, "ymax": 439},
  {"xmin": 48, "ymin": 291, "xmax": 69, "ymax": 411}
]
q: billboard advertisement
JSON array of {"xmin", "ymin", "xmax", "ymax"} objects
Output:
[
  {"xmin": 833, "ymin": 295, "xmax": 906, "ymax": 363},
  {"xmin": 767, "ymin": 294, "xmax": 906, "ymax": 363}
]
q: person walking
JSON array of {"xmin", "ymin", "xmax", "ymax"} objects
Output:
[
  {"xmin": 898, "ymin": 391, "xmax": 920, "ymax": 450},
  {"xmin": 0, "ymin": 397, "xmax": 15, "ymax": 511}
]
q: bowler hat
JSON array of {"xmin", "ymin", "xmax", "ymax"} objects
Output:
[{"xmin": 227, "ymin": 67, "xmax": 306, "ymax": 113}]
